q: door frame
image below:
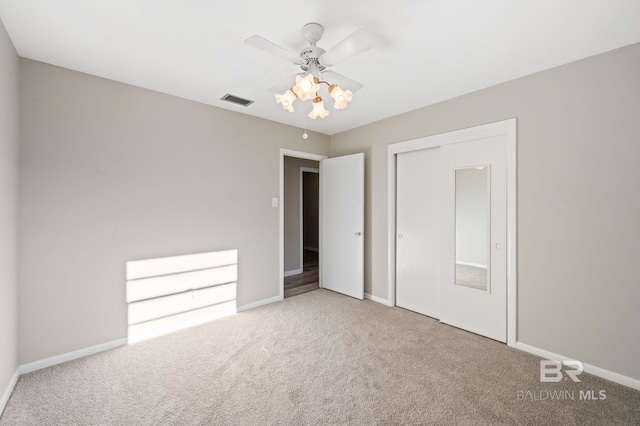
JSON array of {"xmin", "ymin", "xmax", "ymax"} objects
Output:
[
  {"xmin": 299, "ymin": 167, "xmax": 320, "ymax": 269},
  {"xmin": 280, "ymin": 149, "xmax": 327, "ymax": 300},
  {"xmin": 387, "ymin": 119, "xmax": 518, "ymax": 347}
]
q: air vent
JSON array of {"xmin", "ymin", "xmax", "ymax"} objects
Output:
[{"xmin": 220, "ymin": 93, "xmax": 254, "ymax": 107}]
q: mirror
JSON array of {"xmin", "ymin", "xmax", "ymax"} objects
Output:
[{"xmin": 455, "ymin": 166, "xmax": 489, "ymax": 291}]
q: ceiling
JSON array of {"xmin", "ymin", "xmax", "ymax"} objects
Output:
[{"xmin": 1, "ymin": 0, "xmax": 640, "ymax": 136}]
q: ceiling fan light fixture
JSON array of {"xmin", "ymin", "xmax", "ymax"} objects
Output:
[
  {"xmin": 246, "ymin": 22, "xmax": 375, "ymax": 121},
  {"xmin": 275, "ymin": 89, "xmax": 297, "ymax": 112},
  {"xmin": 294, "ymin": 74, "xmax": 320, "ymax": 101},
  {"xmin": 308, "ymin": 97, "xmax": 329, "ymax": 119},
  {"xmin": 329, "ymin": 85, "xmax": 353, "ymax": 109}
]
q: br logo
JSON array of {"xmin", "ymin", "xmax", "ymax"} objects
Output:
[{"xmin": 540, "ymin": 360, "xmax": 584, "ymax": 382}]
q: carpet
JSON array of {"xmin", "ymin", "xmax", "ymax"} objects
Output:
[{"xmin": 1, "ymin": 289, "xmax": 638, "ymax": 425}]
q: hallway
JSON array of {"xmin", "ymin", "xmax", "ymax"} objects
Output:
[{"xmin": 284, "ymin": 250, "xmax": 319, "ymax": 298}]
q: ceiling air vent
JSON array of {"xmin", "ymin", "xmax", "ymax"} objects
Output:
[{"xmin": 220, "ymin": 93, "xmax": 254, "ymax": 107}]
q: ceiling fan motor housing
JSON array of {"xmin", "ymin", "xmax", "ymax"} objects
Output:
[{"xmin": 299, "ymin": 45, "xmax": 326, "ymax": 71}]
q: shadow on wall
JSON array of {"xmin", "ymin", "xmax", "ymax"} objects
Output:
[{"xmin": 125, "ymin": 250, "xmax": 238, "ymax": 343}]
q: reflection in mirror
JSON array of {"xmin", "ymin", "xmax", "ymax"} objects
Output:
[{"xmin": 455, "ymin": 166, "xmax": 489, "ymax": 291}]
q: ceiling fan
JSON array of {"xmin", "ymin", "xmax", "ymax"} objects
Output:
[{"xmin": 245, "ymin": 23, "xmax": 376, "ymax": 119}]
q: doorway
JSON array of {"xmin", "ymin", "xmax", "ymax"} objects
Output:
[
  {"xmin": 388, "ymin": 119, "xmax": 517, "ymax": 346},
  {"xmin": 283, "ymin": 160, "xmax": 320, "ymax": 298},
  {"xmin": 279, "ymin": 149, "xmax": 365, "ymax": 302},
  {"xmin": 279, "ymin": 150, "xmax": 326, "ymax": 300}
]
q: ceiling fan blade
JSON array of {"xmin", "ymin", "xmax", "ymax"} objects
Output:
[
  {"xmin": 245, "ymin": 35, "xmax": 305, "ymax": 65},
  {"xmin": 321, "ymin": 70, "xmax": 364, "ymax": 93},
  {"xmin": 267, "ymin": 73, "xmax": 303, "ymax": 94},
  {"xmin": 320, "ymin": 28, "xmax": 376, "ymax": 67}
]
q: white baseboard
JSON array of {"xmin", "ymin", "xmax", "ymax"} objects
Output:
[
  {"xmin": 364, "ymin": 293, "xmax": 393, "ymax": 307},
  {"xmin": 17, "ymin": 296, "xmax": 282, "ymax": 376},
  {"xmin": 283, "ymin": 269, "xmax": 302, "ymax": 277},
  {"xmin": 515, "ymin": 342, "xmax": 640, "ymax": 391},
  {"xmin": 19, "ymin": 338, "xmax": 128, "ymax": 375},
  {"xmin": 237, "ymin": 295, "xmax": 282, "ymax": 313},
  {"xmin": 0, "ymin": 368, "xmax": 19, "ymax": 417}
]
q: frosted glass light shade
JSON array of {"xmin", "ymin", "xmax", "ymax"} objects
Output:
[
  {"xmin": 275, "ymin": 89, "xmax": 297, "ymax": 112},
  {"xmin": 329, "ymin": 85, "xmax": 353, "ymax": 109},
  {"xmin": 293, "ymin": 74, "xmax": 319, "ymax": 101},
  {"xmin": 308, "ymin": 97, "xmax": 329, "ymax": 119}
]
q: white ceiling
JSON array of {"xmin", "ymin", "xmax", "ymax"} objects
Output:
[{"xmin": 1, "ymin": 0, "xmax": 640, "ymax": 135}]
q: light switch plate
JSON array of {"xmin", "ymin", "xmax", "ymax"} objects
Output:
[{"xmin": 272, "ymin": 197, "xmax": 278, "ymax": 208}]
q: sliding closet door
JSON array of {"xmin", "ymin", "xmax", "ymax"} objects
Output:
[
  {"xmin": 439, "ymin": 136, "xmax": 508, "ymax": 342},
  {"xmin": 395, "ymin": 147, "xmax": 440, "ymax": 318},
  {"xmin": 393, "ymin": 119, "xmax": 514, "ymax": 343}
]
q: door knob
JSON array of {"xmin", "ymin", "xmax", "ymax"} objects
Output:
[{"xmin": 355, "ymin": 232, "xmax": 362, "ymax": 237}]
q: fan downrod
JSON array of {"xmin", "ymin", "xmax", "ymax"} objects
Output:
[{"xmin": 302, "ymin": 22, "xmax": 324, "ymax": 45}]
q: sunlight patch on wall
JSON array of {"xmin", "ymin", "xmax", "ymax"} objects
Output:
[{"xmin": 126, "ymin": 250, "xmax": 238, "ymax": 344}]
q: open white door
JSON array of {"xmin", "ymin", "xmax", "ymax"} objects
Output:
[{"xmin": 321, "ymin": 153, "xmax": 364, "ymax": 299}]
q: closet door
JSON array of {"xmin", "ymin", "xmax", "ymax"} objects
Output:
[
  {"xmin": 439, "ymin": 136, "xmax": 508, "ymax": 342},
  {"xmin": 395, "ymin": 147, "xmax": 440, "ymax": 318}
]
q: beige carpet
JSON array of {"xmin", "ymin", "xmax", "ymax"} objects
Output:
[{"xmin": 1, "ymin": 289, "xmax": 639, "ymax": 425}]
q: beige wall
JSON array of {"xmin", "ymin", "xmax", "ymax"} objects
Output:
[
  {"xmin": 283, "ymin": 157, "xmax": 319, "ymax": 272},
  {"xmin": 18, "ymin": 59, "xmax": 330, "ymax": 363},
  {"xmin": 0, "ymin": 18, "xmax": 19, "ymax": 400},
  {"xmin": 330, "ymin": 43, "xmax": 640, "ymax": 380}
]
